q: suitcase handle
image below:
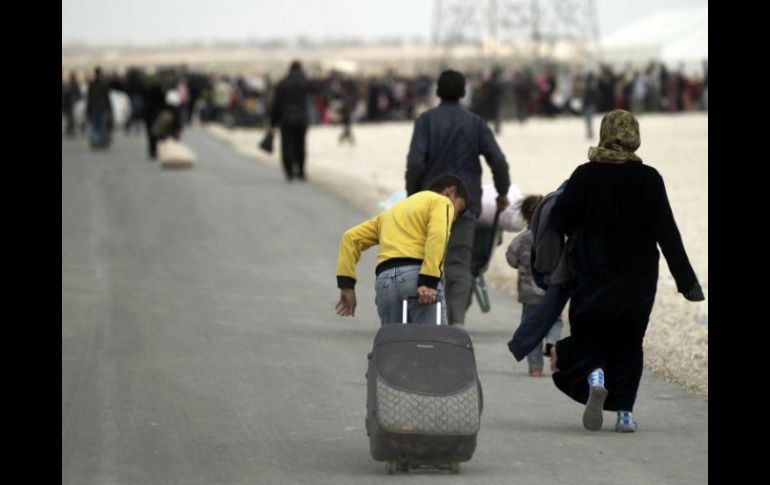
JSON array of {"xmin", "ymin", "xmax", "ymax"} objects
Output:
[{"xmin": 402, "ymin": 297, "xmax": 442, "ymax": 325}]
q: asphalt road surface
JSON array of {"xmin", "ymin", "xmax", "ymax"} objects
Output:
[{"xmin": 62, "ymin": 128, "xmax": 707, "ymax": 484}]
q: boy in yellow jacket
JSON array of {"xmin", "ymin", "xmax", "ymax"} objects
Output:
[{"xmin": 336, "ymin": 174, "xmax": 468, "ymax": 325}]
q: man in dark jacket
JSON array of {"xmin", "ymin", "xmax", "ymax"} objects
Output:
[
  {"xmin": 86, "ymin": 67, "xmax": 112, "ymax": 149},
  {"xmin": 142, "ymin": 69, "xmax": 166, "ymax": 160},
  {"xmin": 582, "ymin": 72, "xmax": 601, "ymax": 139},
  {"xmin": 270, "ymin": 61, "xmax": 310, "ymax": 181},
  {"xmin": 405, "ymin": 69, "xmax": 511, "ymax": 327},
  {"xmin": 62, "ymin": 72, "xmax": 81, "ymax": 137}
]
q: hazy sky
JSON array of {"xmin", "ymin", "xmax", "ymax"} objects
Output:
[{"xmin": 62, "ymin": 0, "xmax": 708, "ymax": 46}]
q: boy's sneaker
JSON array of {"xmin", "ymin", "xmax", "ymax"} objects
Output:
[{"xmin": 582, "ymin": 385, "xmax": 608, "ymax": 431}]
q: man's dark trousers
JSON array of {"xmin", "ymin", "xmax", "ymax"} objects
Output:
[
  {"xmin": 445, "ymin": 212, "xmax": 477, "ymax": 325},
  {"xmin": 280, "ymin": 124, "xmax": 308, "ymax": 179}
]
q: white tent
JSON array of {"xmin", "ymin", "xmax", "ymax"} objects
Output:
[{"xmin": 600, "ymin": 7, "xmax": 708, "ymax": 76}]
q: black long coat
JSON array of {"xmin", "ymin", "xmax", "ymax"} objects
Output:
[
  {"xmin": 551, "ymin": 161, "xmax": 697, "ymax": 343},
  {"xmin": 548, "ymin": 160, "xmax": 698, "ymax": 410},
  {"xmin": 270, "ymin": 72, "xmax": 310, "ymax": 127}
]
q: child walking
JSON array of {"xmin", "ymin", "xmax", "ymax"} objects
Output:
[{"xmin": 506, "ymin": 195, "xmax": 563, "ymax": 377}]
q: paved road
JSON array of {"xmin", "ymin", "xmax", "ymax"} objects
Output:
[{"xmin": 62, "ymin": 128, "xmax": 707, "ymax": 484}]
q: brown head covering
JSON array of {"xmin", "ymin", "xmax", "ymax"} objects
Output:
[{"xmin": 587, "ymin": 109, "xmax": 643, "ymax": 163}]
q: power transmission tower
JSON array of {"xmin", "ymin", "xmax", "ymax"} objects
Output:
[{"xmin": 431, "ymin": 0, "xmax": 602, "ymax": 67}]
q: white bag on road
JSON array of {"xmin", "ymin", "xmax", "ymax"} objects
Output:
[{"xmin": 158, "ymin": 139, "xmax": 196, "ymax": 169}]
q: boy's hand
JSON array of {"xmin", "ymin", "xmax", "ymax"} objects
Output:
[
  {"xmin": 416, "ymin": 285, "xmax": 437, "ymax": 305},
  {"xmin": 336, "ymin": 289, "xmax": 357, "ymax": 317}
]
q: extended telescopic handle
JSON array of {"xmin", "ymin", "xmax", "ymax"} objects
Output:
[{"xmin": 402, "ymin": 297, "xmax": 442, "ymax": 325}]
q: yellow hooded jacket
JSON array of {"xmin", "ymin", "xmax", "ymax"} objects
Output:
[{"xmin": 336, "ymin": 191, "xmax": 455, "ymax": 289}]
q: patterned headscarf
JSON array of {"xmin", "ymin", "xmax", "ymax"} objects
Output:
[{"xmin": 588, "ymin": 110, "xmax": 643, "ymax": 164}]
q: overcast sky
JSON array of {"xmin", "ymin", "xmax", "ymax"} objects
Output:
[{"xmin": 62, "ymin": 0, "xmax": 707, "ymax": 46}]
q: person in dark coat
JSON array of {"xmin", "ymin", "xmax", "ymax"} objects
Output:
[
  {"xmin": 405, "ymin": 69, "xmax": 511, "ymax": 327},
  {"xmin": 486, "ymin": 67, "xmax": 504, "ymax": 134},
  {"xmin": 270, "ymin": 60, "xmax": 310, "ymax": 181},
  {"xmin": 548, "ymin": 110, "xmax": 705, "ymax": 433},
  {"xmin": 581, "ymin": 72, "xmax": 600, "ymax": 139},
  {"xmin": 85, "ymin": 67, "xmax": 113, "ymax": 149},
  {"xmin": 142, "ymin": 69, "xmax": 166, "ymax": 160},
  {"xmin": 123, "ymin": 68, "xmax": 145, "ymax": 135},
  {"xmin": 62, "ymin": 72, "xmax": 81, "ymax": 137},
  {"xmin": 338, "ymin": 78, "xmax": 356, "ymax": 145}
]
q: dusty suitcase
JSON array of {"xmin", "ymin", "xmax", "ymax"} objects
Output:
[
  {"xmin": 365, "ymin": 299, "xmax": 482, "ymax": 474},
  {"xmin": 158, "ymin": 139, "xmax": 196, "ymax": 169}
]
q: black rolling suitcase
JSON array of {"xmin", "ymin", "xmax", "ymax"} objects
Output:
[{"xmin": 365, "ymin": 299, "xmax": 482, "ymax": 474}]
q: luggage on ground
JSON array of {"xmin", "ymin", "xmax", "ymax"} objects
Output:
[
  {"xmin": 158, "ymin": 139, "xmax": 196, "ymax": 169},
  {"xmin": 365, "ymin": 300, "xmax": 482, "ymax": 474}
]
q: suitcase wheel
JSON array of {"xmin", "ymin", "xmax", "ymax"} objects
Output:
[
  {"xmin": 386, "ymin": 461, "xmax": 398, "ymax": 475},
  {"xmin": 450, "ymin": 462, "xmax": 461, "ymax": 474}
]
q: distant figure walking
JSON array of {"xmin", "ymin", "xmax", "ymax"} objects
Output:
[
  {"xmin": 142, "ymin": 68, "xmax": 165, "ymax": 160},
  {"xmin": 338, "ymin": 79, "xmax": 356, "ymax": 145},
  {"xmin": 582, "ymin": 73, "xmax": 600, "ymax": 139},
  {"xmin": 62, "ymin": 72, "xmax": 81, "ymax": 137},
  {"xmin": 85, "ymin": 67, "xmax": 113, "ymax": 149},
  {"xmin": 270, "ymin": 61, "xmax": 311, "ymax": 181}
]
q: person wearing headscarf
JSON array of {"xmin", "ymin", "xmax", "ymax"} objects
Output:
[{"xmin": 549, "ymin": 110, "xmax": 704, "ymax": 433}]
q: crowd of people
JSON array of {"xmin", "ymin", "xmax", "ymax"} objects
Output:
[{"xmin": 62, "ymin": 59, "xmax": 708, "ymax": 152}]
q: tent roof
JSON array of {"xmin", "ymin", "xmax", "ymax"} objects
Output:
[{"xmin": 600, "ymin": 7, "xmax": 707, "ymax": 73}]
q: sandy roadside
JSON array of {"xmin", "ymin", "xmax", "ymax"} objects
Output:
[{"xmin": 201, "ymin": 112, "xmax": 708, "ymax": 400}]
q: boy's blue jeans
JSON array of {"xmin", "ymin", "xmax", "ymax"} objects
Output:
[{"xmin": 375, "ymin": 265, "xmax": 447, "ymax": 325}]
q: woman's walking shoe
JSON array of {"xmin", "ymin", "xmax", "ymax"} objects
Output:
[
  {"xmin": 529, "ymin": 369, "xmax": 544, "ymax": 377},
  {"xmin": 583, "ymin": 369, "xmax": 607, "ymax": 431},
  {"xmin": 615, "ymin": 411, "xmax": 638, "ymax": 433}
]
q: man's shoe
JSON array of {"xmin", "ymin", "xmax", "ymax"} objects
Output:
[{"xmin": 582, "ymin": 385, "xmax": 608, "ymax": 431}]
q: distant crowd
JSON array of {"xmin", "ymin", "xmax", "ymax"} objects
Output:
[{"xmin": 62, "ymin": 60, "xmax": 708, "ymax": 141}]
